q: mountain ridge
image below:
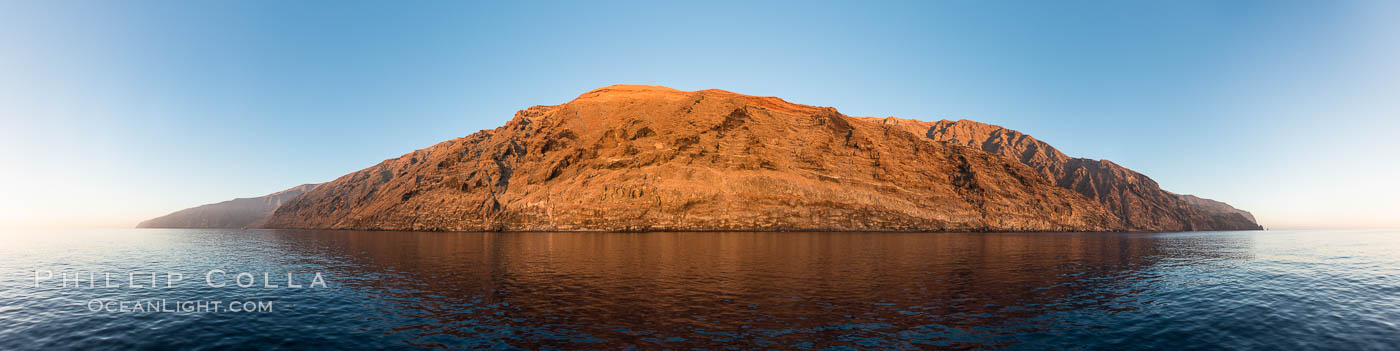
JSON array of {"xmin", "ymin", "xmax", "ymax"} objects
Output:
[
  {"xmin": 854, "ymin": 117, "xmax": 1259, "ymax": 231},
  {"xmin": 137, "ymin": 184, "xmax": 319, "ymax": 229},
  {"xmin": 247, "ymin": 85, "xmax": 1254, "ymax": 232},
  {"xmin": 140, "ymin": 85, "xmax": 1259, "ymax": 232}
]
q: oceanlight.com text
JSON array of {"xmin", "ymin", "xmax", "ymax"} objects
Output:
[{"xmin": 87, "ymin": 299, "xmax": 275, "ymax": 313}]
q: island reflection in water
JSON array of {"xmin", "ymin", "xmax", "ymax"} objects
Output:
[
  {"xmin": 265, "ymin": 230, "xmax": 1239, "ymax": 349},
  {"xmin": 4, "ymin": 229, "xmax": 1398, "ymax": 350}
]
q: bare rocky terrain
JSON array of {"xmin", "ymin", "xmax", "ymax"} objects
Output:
[
  {"xmin": 137, "ymin": 184, "xmax": 318, "ymax": 229},
  {"xmin": 245, "ymin": 85, "xmax": 1256, "ymax": 232},
  {"xmin": 141, "ymin": 85, "xmax": 1259, "ymax": 231},
  {"xmin": 866, "ymin": 117, "xmax": 1260, "ymax": 231}
]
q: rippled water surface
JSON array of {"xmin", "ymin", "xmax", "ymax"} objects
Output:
[{"xmin": 1, "ymin": 229, "xmax": 1397, "ymax": 350}]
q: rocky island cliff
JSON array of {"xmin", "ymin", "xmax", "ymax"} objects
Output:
[
  {"xmin": 867, "ymin": 117, "xmax": 1260, "ymax": 231},
  {"xmin": 138, "ymin": 184, "xmax": 318, "ymax": 229},
  {"xmin": 237, "ymin": 85, "xmax": 1257, "ymax": 232}
]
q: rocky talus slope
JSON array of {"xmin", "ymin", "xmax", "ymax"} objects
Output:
[
  {"xmin": 138, "ymin": 184, "xmax": 318, "ymax": 229},
  {"xmin": 1175, "ymin": 193, "xmax": 1258, "ymax": 225},
  {"xmin": 260, "ymin": 85, "xmax": 1135, "ymax": 231},
  {"xmin": 866, "ymin": 117, "xmax": 1260, "ymax": 231}
]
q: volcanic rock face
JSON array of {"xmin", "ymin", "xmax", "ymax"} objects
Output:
[
  {"xmin": 906, "ymin": 119, "xmax": 1260, "ymax": 231},
  {"xmin": 261, "ymin": 85, "xmax": 1129, "ymax": 231},
  {"xmin": 1175, "ymin": 193, "xmax": 1258, "ymax": 225},
  {"xmin": 138, "ymin": 184, "xmax": 318, "ymax": 229}
]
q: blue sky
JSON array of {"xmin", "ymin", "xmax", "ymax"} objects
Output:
[{"xmin": 1, "ymin": 1, "xmax": 1396, "ymax": 229}]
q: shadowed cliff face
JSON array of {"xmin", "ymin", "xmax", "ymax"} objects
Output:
[
  {"xmin": 137, "ymin": 184, "xmax": 318, "ymax": 229},
  {"xmin": 1175, "ymin": 193, "xmax": 1257, "ymax": 224},
  {"xmin": 888, "ymin": 118, "xmax": 1260, "ymax": 231},
  {"xmin": 260, "ymin": 85, "xmax": 1125, "ymax": 231}
]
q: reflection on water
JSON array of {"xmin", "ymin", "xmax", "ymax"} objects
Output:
[{"xmin": 1, "ymin": 230, "xmax": 1398, "ymax": 350}]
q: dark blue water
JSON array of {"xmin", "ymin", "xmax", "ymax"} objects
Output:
[{"xmin": 1, "ymin": 229, "xmax": 1397, "ymax": 350}]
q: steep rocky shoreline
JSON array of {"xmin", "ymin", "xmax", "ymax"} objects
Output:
[
  {"xmin": 866, "ymin": 117, "xmax": 1259, "ymax": 231},
  {"xmin": 138, "ymin": 184, "xmax": 318, "ymax": 229},
  {"xmin": 239, "ymin": 85, "xmax": 1257, "ymax": 232}
]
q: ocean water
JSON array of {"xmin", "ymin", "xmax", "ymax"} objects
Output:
[{"xmin": 0, "ymin": 229, "xmax": 1396, "ymax": 350}]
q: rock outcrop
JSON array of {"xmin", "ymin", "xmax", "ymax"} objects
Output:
[
  {"xmin": 870, "ymin": 118, "xmax": 1259, "ymax": 231},
  {"xmin": 261, "ymin": 85, "xmax": 1131, "ymax": 231},
  {"xmin": 137, "ymin": 184, "xmax": 318, "ymax": 229},
  {"xmin": 248, "ymin": 85, "xmax": 1258, "ymax": 232},
  {"xmin": 1175, "ymin": 193, "xmax": 1258, "ymax": 225}
]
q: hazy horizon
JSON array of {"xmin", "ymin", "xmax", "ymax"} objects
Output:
[{"xmin": 2, "ymin": 1, "xmax": 1397, "ymax": 230}]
